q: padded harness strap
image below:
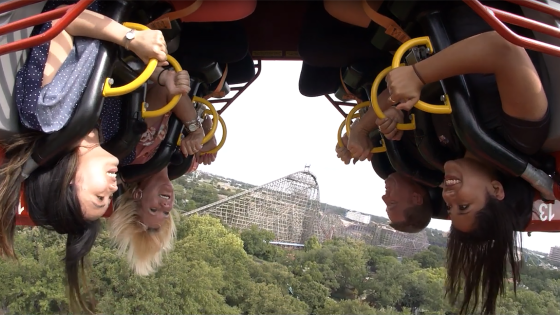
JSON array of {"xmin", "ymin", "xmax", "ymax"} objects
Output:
[
  {"xmin": 147, "ymin": 0, "xmax": 204, "ymax": 29},
  {"xmin": 204, "ymin": 64, "xmax": 229, "ymax": 99},
  {"xmin": 361, "ymin": 0, "xmax": 410, "ymax": 44},
  {"xmin": 339, "ymin": 68, "xmax": 363, "ymax": 103}
]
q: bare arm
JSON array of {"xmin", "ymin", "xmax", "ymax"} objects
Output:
[
  {"xmin": 43, "ymin": 7, "xmax": 167, "ymax": 85},
  {"xmin": 351, "ymin": 88, "xmax": 393, "ymax": 133},
  {"xmin": 390, "ymin": 31, "xmax": 546, "ymax": 121},
  {"xmin": 56, "ymin": 7, "xmax": 167, "ymax": 63}
]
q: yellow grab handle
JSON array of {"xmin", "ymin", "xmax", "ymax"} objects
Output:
[
  {"xmin": 337, "ymin": 114, "xmax": 359, "ymax": 148},
  {"xmin": 345, "ymin": 101, "xmax": 371, "ymax": 138},
  {"xmin": 103, "ymin": 23, "xmax": 156, "ymax": 97},
  {"xmin": 103, "ymin": 23, "xmax": 183, "ymax": 119},
  {"xmin": 337, "ymin": 116, "xmax": 386, "ymax": 154},
  {"xmin": 191, "ymin": 97, "xmax": 219, "ymax": 145},
  {"xmin": 391, "ymin": 36, "xmax": 452, "ymax": 115},
  {"xmin": 392, "ymin": 36, "xmax": 434, "ymax": 68},
  {"xmin": 372, "ymin": 138, "xmax": 387, "ymax": 154},
  {"xmin": 200, "ymin": 110, "xmax": 227, "ymax": 155},
  {"xmin": 142, "ymin": 54, "xmax": 182, "ymax": 118},
  {"xmin": 371, "ymin": 66, "xmax": 416, "ymax": 131}
]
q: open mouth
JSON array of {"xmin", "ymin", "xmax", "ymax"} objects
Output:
[
  {"xmin": 445, "ymin": 179, "xmax": 461, "ymax": 187},
  {"xmin": 159, "ymin": 194, "xmax": 171, "ymax": 200},
  {"xmin": 107, "ymin": 167, "xmax": 118, "ymax": 178}
]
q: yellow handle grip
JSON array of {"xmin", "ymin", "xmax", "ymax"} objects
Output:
[
  {"xmin": 337, "ymin": 114, "xmax": 359, "ymax": 148},
  {"xmin": 142, "ymin": 54, "xmax": 182, "ymax": 118},
  {"xmin": 103, "ymin": 23, "xmax": 183, "ymax": 119},
  {"xmin": 345, "ymin": 101, "xmax": 371, "ymax": 138},
  {"xmin": 191, "ymin": 97, "xmax": 219, "ymax": 145},
  {"xmin": 337, "ymin": 116, "xmax": 386, "ymax": 154},
  {"xmin": 200, "ymin": 110, "xmax": 227, "ymax": 155},
  {"xmin": 371, "ymin": 66, "xmax": 416, "ymax": 131},
  {"xmin": 392, "ymin": 36, "xmax": 434, "ymax": 68},
  {"xmin": 372, "ymin": 138, "xmax": 387, "ymax": 154},
  {"xmin": 391, "ymin": 36, "xmax": 452, "ymax": 115},
  {"xmin": 103, "ymin": 23, "xmax": 157, "ymax": 97}
]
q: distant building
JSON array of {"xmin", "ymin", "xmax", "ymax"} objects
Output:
[
  {"xmin": 345, "ymin": 211, "xmax": 371, "ymax": 224},
  {"xmin": 549, "ymin": 246, "xmax": 560, "ymax": 263}
]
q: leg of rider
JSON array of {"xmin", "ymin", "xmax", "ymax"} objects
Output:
[
  {"xmin": 414, "ymin": 31, "xmax": 547, "ymax": 121},
  {"xmin": 346, "ymin": 88, "xmax": 392, "ymax": 160}
]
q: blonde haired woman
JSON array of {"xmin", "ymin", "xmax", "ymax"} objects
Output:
[{"xmin": 107, "ymin": 68, "xmax": 217, "ymax": 275}]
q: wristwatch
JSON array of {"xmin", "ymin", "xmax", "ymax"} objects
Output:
[
  {"xmin": 124, "ymin": 29, "xmax": 135, "ymax": 50},
  {"xmin": 185, "ymin": 118, "xmax": 202, "ymax": 132}
]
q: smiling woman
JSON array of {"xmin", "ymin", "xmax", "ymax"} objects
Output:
[
  {"xmin": 75, "ymin": 130, "xmax": 120, "ymax": 219},
  {"xmin": 0, "ymin": 0, "xmax": 169, "ymax": 312}
]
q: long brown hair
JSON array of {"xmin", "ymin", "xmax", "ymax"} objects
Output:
[
  {"xmin": 0, "ymin": 132, "xmax": 40, "ymax": 258},
  {"xmin": 446, "ymin": 177, "xmax": 532, "ymax": 315},
  {"xmin": 0, "ymin": 132, "xmax": 100, "ymax": 313}
]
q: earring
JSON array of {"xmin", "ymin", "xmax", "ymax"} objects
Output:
[{"xmin": 132, "ymin": 188, "xmax": 143, "ymax": 200}]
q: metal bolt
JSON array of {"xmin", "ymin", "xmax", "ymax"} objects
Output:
[
  {"xmin": 440, "ymin": 95, "xmax": 446, "ymax": 102},
  {"xmin": 108, "ymin": 78, "xmax": 114, "ymax": 85},
  {"xmin": 426, "ymin": 48, "xmax": 431, "ymax": 54},
  {"xmin": 144, "ymin": 102, "xmax": 149, "ymax": 109}
]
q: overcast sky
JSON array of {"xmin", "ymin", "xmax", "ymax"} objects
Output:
[{"xmin": 197, "ymin": 60, "xmax": 560, "ymax": 254}]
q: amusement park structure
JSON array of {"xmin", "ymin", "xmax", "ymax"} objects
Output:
[{"xmin": 184, "ymin": 169, "xmax": 429, "ymax": 257}]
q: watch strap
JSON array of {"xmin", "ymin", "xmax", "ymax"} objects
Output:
[{"xmin": 124, "ymin": 29, "xmax": 135, "ymax": 50}]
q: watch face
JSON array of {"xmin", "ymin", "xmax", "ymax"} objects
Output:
[
  {"xmin": 188, "ymin": 124, "xmax": 197, "ymax": 132},
  {"xmin": 126, "ymin": 30, "xmax": 135, "ymax": 40}
]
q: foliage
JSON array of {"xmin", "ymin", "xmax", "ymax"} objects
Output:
[
  {"xmin": 2, "ymin": 172, "xmax": 560, "ymax": 314},
  {"xmin": 2, "ymin": 217, "xmax": 560, "ymax": 315}
]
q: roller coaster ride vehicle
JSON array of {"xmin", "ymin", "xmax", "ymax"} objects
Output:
[{"xmin": 3, "ymin": 0, "xmax": 560, "ymax": 233}]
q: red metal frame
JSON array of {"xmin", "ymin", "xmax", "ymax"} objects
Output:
[
  {"xmin": 212, "ymin": 59, "xmax": 262, "ymax": 114},
  {"xmin": 464, "ymin": 0, "xmax": 560, "ymax": 57},
  {"xmin": 324, "ymin": 95, "xmax": 358, "ymax": 118},
  {"xmin": 0, "ymin": 0, "xmax": 94, "ymax": 56},
  {"xmin": 16, "ymin": 200, "xmax": 113, "ymax": 226},
  {"xmin": 438, "ymin": 199, "xmax": 560, "ymax": 232}
]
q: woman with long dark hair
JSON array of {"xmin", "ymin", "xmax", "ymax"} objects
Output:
[
  {"xmin": 343, "ymin": 2, "xmax": 549, "ymax": 314},
  {"xmin": 0, "ymin": 0, "xmax": 168, "ymax": 312},
  {"xmin": 385, "ymin": 14, "xmax": 546, "ymax": 315}
]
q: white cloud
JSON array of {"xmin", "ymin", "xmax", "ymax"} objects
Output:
[{"xmin": 198, "ymin": 60, "xmax": 559, "ymax": 254}]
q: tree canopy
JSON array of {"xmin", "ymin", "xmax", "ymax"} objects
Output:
[{"xmin": 2, "ymin": 214, "xmax": 560, "ymax": 315}]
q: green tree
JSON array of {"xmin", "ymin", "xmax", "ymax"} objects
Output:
[
  {"xmin": 240, "ymin": 225, "xmax": 279, "ymax": 262},
  {"xmin": 304, "ymin": 235, "xmax": 321, "ymax": 251}
]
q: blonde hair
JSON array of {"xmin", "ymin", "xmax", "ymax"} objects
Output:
[{"xmin": 107, "ymin": 183, "xmax": 176, "ymax": 276}]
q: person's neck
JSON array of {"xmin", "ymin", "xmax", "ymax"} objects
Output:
[
  {"xmin": 76, "ymin": 130, "xmax": 101, "ymax": 156},
  {"xmin": 464, "ymin": 150, "xmax": 481, "ymax": 161}
]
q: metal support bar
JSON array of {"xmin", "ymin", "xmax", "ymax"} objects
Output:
[
  {"xmin": 464, "ymin": 0, "xmax": 560, "ymax": 57},
  {"xmin": 0, "ymin": 0, "xmax": 94, "ymax": 56},
  {"xmin": 212, "ymin": 59, "xmax": 262, "ymax": 114}
]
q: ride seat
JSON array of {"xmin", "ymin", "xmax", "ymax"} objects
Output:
[
  {"xmin": 101, "ymin": 58, "xmax": 148, "ymax": 161},
  {"xmin": 420, "ymin": 10, "xmax": 556, "ymax": 202},
  {"xmin": 119, "ymin": 113, "xmax": 184, "ymax": 183},
  {"xmin": 323, "ymin": 0, "xmax": 372, "ymax": 29},
  {"xmin": 0, "ymin": 0, "xmax": 47, "ymax": 139},
  {"xmin": 520, "ymin": 2, "xmax": 560, "ymax": 153},
  {"xmin": 299, "ymin": 63, "xmax": 340, "ymax": 98},
  {"xmin": 171, "ymin": 20, "xmax": 248, "ymax": 87},
  {"xmin": 323, "ymin": 0, "xmax": 419, "ymax": 51},
  {"xmin": 167, "ymin": 0, "xmax": 256, "ymax": 23},
  {"xmin": 298, "ymin": 1, "xmax": 389, "ymax": 68},
  {"xmin": 199, "ymin": 53, "xmax": 256, "ymax": 98}
]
